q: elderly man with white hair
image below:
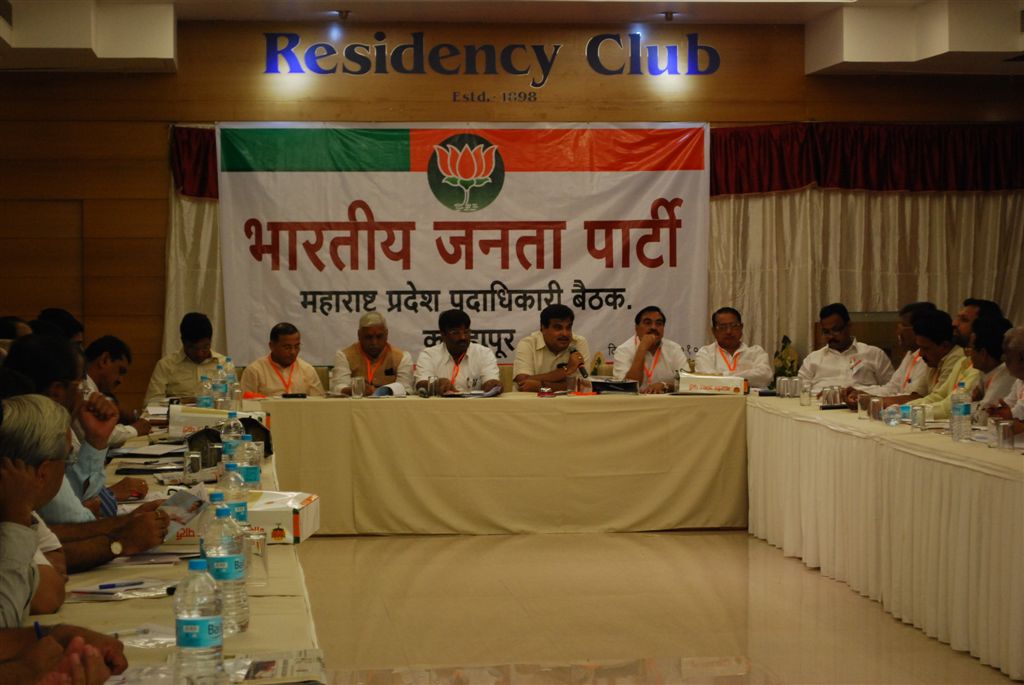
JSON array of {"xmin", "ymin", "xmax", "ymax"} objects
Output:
[
  {"xmin": 987, "ymin": 326, "xmax": 1024, "ymax": 436},
  {"xmin": 329, "ymin": 312, "xmax": 414, "ymax": 395}
]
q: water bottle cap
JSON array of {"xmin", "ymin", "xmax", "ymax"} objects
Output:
[
  {"xmin": 225, "ymin": 462, "xmax": 239, "ymax": 471},
  {"xmin": 215, "ymin": 506, "xmax": 231, "ymax": 518},
  {"xmin": 217, "ymin": 363, "xmax": 223, "ymax": 369},
  {"xmin": 188, "ymin": 559, "xmax": 209, "ymax": 571},
  {"xmin": 200, "ymin": 375, "xmax": 209, "ymax": 381},
  {"xmin": 210, "ymin": 491, "xmax": 225, "ymax": 502},
  {"xmin": 227, "ymin": 411, "xmax": 237, "ymax": 418},
  {"xmin": 242, "ymin": 434, "xmax": 252, "ymax": 441},
  {"xmin": 957, "ymin": 381, "xmax": 965, "ymax": 388},
  {"xmin": 225, "ymin": 356, "xmax": 232, "ymax": 362}
]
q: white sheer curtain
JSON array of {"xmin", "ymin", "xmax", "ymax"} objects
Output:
[
  {"xmin": 163, "ymin": 186, "xmax": 226, "ymax": 355},
  {"xmin": 708, "ymin": 187, "xmax": 1024, "ymax": 358}
]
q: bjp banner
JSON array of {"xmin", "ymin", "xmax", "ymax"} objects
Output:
[{"xmin": 217, "ymin": 123, "xmax": 709, "ymax": 370}]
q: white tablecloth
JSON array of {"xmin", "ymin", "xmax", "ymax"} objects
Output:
[
  {"xmin": 264, "ymin": 393, "xmax": 749, "ymax": 535},
  {"xmin": 747, "ymin": 397, "xmax": 1024, "ymax": 681}
]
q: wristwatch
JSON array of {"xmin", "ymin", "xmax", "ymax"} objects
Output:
[{"xmin": 106, "ymin": 535, "xmax": 123, "ymax": 557}]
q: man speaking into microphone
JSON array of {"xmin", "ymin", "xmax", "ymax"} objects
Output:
[{"xmin": 512, "ymin": 304, "xmax": 590, "ymax": 392}]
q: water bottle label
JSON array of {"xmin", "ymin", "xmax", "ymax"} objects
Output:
[
  {"xmin": 229, "ymin": 501, "xmax": 248, "ymax": 522},
  {"xmin": 953, "ymin": 403, "xmax": 971, "ymax": 417},
  {"xmin": 212, "ymin": 382, "xmax": 228, "ymax": 394},
  {"xmin": 176, "ymin": 616, "xmax": 223, "ymax": 648},
  {"xmin": 197, "ymin": 396, "xmax": 214, "ymax": 408},
  {"xmin": 222, "ymin": 440, "xmax": 239, "ymax": 458},
  {"xmin": 239, "ymin": 465, "xmax": 261, "ymax": 486},
  {"xmin": 208, "ymin": 553, "xmax": 245, "ymax": 581}
]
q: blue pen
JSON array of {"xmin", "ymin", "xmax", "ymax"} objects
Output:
[{"xmin": 98, "ymin": 580, "xmax": 145, "ymax": 590}]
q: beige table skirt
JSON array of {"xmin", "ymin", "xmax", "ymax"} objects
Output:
[
  {"xmin": 264, "ymin": 393, "xmax": 748, "ymax": 535},
  {"xmin": 746, "ymin": 397, "xmax": 1024, "ymax": 681}
]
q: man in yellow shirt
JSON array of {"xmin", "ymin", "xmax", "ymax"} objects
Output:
[
  {"xmin": 240, "ymin": 323, "xmax": 324, "ymax": 397},
  {"xmin": 907, "ymin": 310, "xmax": 971, "ymax": 419},
  {"xmin": 143, "ymin": 312, "xmax": 224, "ymax": 405}
]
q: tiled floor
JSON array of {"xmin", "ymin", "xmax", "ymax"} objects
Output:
[{"xmin": 297, "ymin": 531, "xmax": 1014, "ymax": 684}]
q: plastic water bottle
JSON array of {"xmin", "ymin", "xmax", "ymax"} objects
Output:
[
  {"xmin": 196, "ymin": 376, "xmax": 214, "ymax": 409},
  {"xmin": 219, "ymin": 411, "xmax": 244, "ymax": 464},
  {"xmin": 951, "ymin": 381, "xmax": 972, "ymax": 442},
  {"xmin": 223, "ymin": 357, "xmax": 242, "ymax": 410},
  {"xmin": 196, "ymin": 492, "xmax": 225, "ymax": 558},
  {"xmin": 173, "ymin": 559, "xmax": 225, "ymax": 684},
  {"xmin": 211, "ymin": 364, "xmax": 228, "ymax": 409},
  {"xmin": 203, "ymin": 506, "xmax": 249, "ymax": 635},
  {"xmin": 238, "ymin": 435, "xmax": 262, "ymax": 490},
  {"xmin": 220, "ymin": 462, "xmax": 249, "ymax": 522}
]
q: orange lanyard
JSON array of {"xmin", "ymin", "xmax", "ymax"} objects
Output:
[
  {"xmin": 643, "ymin": 344, "xmax": 663, "ymax": 381},
  {"xmin": 268, "ymin": 355, "xmax": 295, "ymax": 393},
  {"xmin": 901, "ymin": 352, "xmax": 921, "ymax": 391},
  {"xmin": 362, "ymin": 346, "xmax": 389, "ymax": 384},
  {"xmin": 717, "ymin": 346, "xmax": 740, "ymax": 373},
  {"xmin": 450, "ymin": 353, "xmax": 467, "ymax": 385}
]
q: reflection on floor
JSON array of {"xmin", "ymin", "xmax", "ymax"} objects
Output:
[{"xmin": 297, "ymin": 531, "xmax": 1013, "ymax": 685}]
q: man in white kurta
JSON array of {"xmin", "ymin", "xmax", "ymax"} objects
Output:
[
  {"xmin": 798, "ymin": 303, "xmax": 894, "ymax": 395},
  {"xmin": 415, "ymin": 309, "xmax": 501, "ymax": 395},
  {"xmin": 847, "ymin": 301, "xmax": 936, "ymax": 407},
  {"xmin": 987, "ymin": 327, "xmax": 1024, "ymax": 434},
  {"xmin": 240, "ymin": 322, "xmax": 324, "ymax": 397},
  {"xmin": 693, "ymin": 307, "xmax": 773, "ymax": 388},
  {"xmin": 613, "ymin": 306, "xmax": 688, "ymax": 393}
]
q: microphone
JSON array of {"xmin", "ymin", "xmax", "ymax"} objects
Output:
[{"xmin": 568, "ymin": 347, "xmax": 588, "ymax": 378}]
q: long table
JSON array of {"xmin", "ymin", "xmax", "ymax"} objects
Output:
[
  {"xmin": 746, "ymin": 396, "xmax": 1024, "ymax": 681},
  {"xmin": 43, "ymin": 455, "xmax": 320, "ymax": 674},
  {"xmin": 264, "ymin": 393, "xmax": 748, "ymax": 535}
]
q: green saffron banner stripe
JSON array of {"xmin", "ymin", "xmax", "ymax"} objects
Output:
[{"xmin": 219, "ymin": 128, "xmax": 411, "ymax": 172}]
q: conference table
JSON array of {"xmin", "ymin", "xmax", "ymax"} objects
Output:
[
  {"xmin": 746, "ymin": 396, "xmax": 1024, "ymax": 681},
  {"xmin": 43, "ymin": 455, "xmax": 321, "ymax": 679},
  {"xmin": 264, "ymin": 393, "xmax": 749, "ymax": 535}
]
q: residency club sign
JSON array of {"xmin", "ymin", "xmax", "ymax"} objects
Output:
[
  {"xmin": 217, "ymin": 123, "xmax": 710, "ymax": 368},
  {"xmin": 264, "ymin": 31, "xmax": 721, "ymax": 87}
]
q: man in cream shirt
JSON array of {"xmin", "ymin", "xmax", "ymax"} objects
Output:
[
  {"xmin": 240, "ymin": 322, "xmax": 324, "ymax": 397},
  {"xmin": 512, "ymin": 304, "xmax": 589, "ymax": 392},
  {"xmin": 613, "ymin": 306, "xmax": 688, "ymax": 394},
  {"xmin": 144, "ymin": 312, "xmax": 224, "ymax": 405},
  {"xmin": 798, "ymin": 302, "xmax": 894, "ymax": 395},
  {"xmin": 330, "ymin": 312, "xmax": 413, "ymax": 395},
  {"xmin": 694, "ymin": 307, "xmax": 772, "ymax": 388},
  {"xmin": 967, "ymin": 316, "xmax": 1015, "ymax": 415}
]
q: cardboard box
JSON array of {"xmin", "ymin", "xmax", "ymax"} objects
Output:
[
  {"xmin": 167, "ymin": 490, "xmax": 320, "ymax": 545},
  {"xmin": 247, "ymin": 491, "xmax": 320, "ymax": 545},
  {"xmin": 672, "ymin": 373, "xmax": 745, "ymax": 395}
]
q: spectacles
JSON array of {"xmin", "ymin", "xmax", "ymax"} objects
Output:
[
  {"xmin": 714, "ymin": 323, "xmax": 743, "ymax": 331},
  {"xmin": 821, "ymin": 323, "xmax": 848, "ymax": 335}
]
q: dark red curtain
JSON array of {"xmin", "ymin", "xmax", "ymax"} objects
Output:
[
  {"xmin": 711, "ymin": 122, "xmax": 1024, "ymax": 196},
  {"xmin": 170, "ymin": 126, "xmax": 218, "ymax": 199},
  {"xmin": 171, "ymin": 123, "xmax": 1024, "ymax": 199}
]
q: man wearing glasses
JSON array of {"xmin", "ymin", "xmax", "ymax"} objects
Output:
[
  {"xmin": 798, "ymin": 302, "xmax": 894, "ymax": 395},
  {"xmin": 240, "ymin": 322, "xmax": 324, "ymax": 397},
  {"xmin": 613, "ymin": 306, "xmax": 689, "ymax": 393},
  {"xmin": 694, "ymin": 307, "xmax": 773, "ymax": 388}
]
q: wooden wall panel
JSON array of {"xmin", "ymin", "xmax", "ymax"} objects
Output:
[
  {"xmin": 84, "ymin": 199, "xmax": 168, "ymax": 239},
  {"xmin": 83, "ymin": 276, "xmax": 164, "ymax": 316},
  {"xmin": 0, "ymin": 160, "xmax": 168, "ymax": 200},
  {"xmin": 0, "ymin": 200, "xmax": 81, "ymax": 239}
]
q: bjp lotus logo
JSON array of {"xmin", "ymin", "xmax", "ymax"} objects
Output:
[{"xmin": 427, "ymin": 133, "xmax": 505, "ymax": 212}]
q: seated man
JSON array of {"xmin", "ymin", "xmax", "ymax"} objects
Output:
[
  {"xmin": 845, "ymin": 301, "xmax": 936, "ymax": 407},
  {"xmin": 613, "ymin": 306, "xmax": 688, "ymax": 394},
  {"xmin": 952, "ymin": 297, "xmax": 1002, "ymax": 347},
  {"xmin": 967, "ymin": 316, "xmax": 1015, "ymax": 416},
  {"xmin": 35, "ymin": 308, "xmax": 84, "ymax": 348},
  {"xmin": 0, "ymin": 395, "xmax": 73, "ymax": 624},
  {"xmin": 693, "ymin": 307, "xmax": 772, "ymax": 388},
  {"xmin": 240, "ymin": 322, "xmax": 324, "ymax": 397},
  {"xmin": 415, "ymin": 310, "xmax": 502, "ymax": 395},
  {"xmin": 330, "ymin": 312, "xmax": 413, "ymax": 395},
  {"xmin": 905, "ymin": 310, "xmax": 971, "ymax": 419},
  {"xmin": 2, "ymin": 336, "xmax": 169, "ymax": 572},
  {"xmin": 513, "ymin": 304, "xmax": 590, "ymax": 393},
  {"xmin": 83, "ymin": 335, "xmax": 151, "ymax": 447},
  {"xmin": 798, "ymin": 303, "xmax": 894, "ymax": 395},
  {"xmin": 987, "ymin": 326, "xmax": 1024, "ymax": 435},
  {"xmin": 144, "ymin": 312, "xmax": 224, "ymax": 405}
]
